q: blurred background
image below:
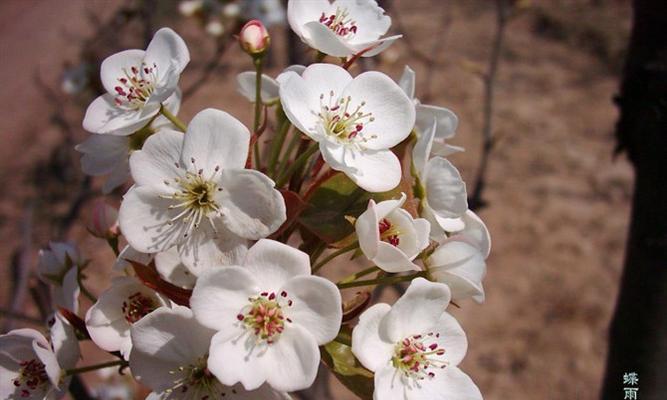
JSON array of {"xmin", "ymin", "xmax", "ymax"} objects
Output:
[{"xmin": 0, "ymin": 0, "xmax": 635, "ymax": 399}]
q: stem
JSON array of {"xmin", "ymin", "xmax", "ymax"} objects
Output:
[
  {"xmin": 337, "ymin": 265, "xmax": 380, "ymax": 285},
  {"xmin": 160, "ymin": 105, "xmax": 187, "ymax": 132},
  {"xmin": 275, "ymin": 143, "xmax": 319, "ymax": 188},
  {"xmin": 312, "ymin": 242, "xmax": 359, "ymax": 273},
  {"xmin": 337, "ymin": 271, "xmax": 426, "ymax": 289},
  {"xmin": 65, "ymin": 360, "xmax": 126, "ymax": 376},
  {"xmin": 253, "ymin": 56, "xmax": 264, "ymax": 169},
  {"xmin": 106, "ymin": 236, "xmax": 120, "ymax": 257},
  {"xmin": 276, "ymin": 130, "xmax": 301, "ymax": 177},
  {"xmin": 268, "ymin": 119, "xmax": 292, "ymax": 177}
]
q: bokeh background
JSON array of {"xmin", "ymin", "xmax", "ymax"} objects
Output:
[{"xmin": 0, "ymin": 0, "xmax": 634, "ymax": 399}]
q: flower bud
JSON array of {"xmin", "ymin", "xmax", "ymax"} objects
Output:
[
  {"xmin": 239, "ymin": 19, "xmax": 270, "ymax": 56},
  {"xmin": 88, "ymin": 200, "xmax": 119, "ymax": 239}
]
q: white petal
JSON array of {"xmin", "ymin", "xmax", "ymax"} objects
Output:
[
  {"xmin": 434, "ymin": 214, "xmax": 466, "ymax": 233},
  {"xmin": 424, "ymin": 157, "xmax": 467, "ymax": 218},
  {"xmin": 83, "ymin": 94, "xmax": 158, "ymax": 135},
  {"xmin": 373, "ymin": 364, "xmax": 408, "ymax": 400},
  {"xmin": 398, "ymin": 65, "xmax": 416, "ymax": 99},
  {"xmin": 374, "ymin": 193, "xmax": 407, "ymax": 219},
  {"xmin": 217, "ymin": 169, "xmax": 286, "ymax": 240},
  {"xmin": 355, "ymin": 34, "xmax": 402, "ymax": 57},
  {"xmin": 101, "ymin": 161, "xmax": 130, "ymax": 194},
  {"xmin": 176, "ymin": 222, "xmax": 249, "ymax": 276},
  {"xmin": 118, "ymin": 186, "xmax": 188, "ymax": 253},
  {"xmin": 460, "ymin": 210, "xmax": 491, "ymax": 259},
  {"xmin": 181, "ymin": 108, "xmax": 250, "ymax": 173},
  {"xmin": 53, "ymin": 267, "xmax": 80, "ymax": 314},
  {"xmin": 344, "ymin": 149, "xmax": 402, "ymax": 193},
  {"xmin": 414, "ymin": 218, "xmax": 431, "ymax": 251},
  {"xmin": 113, "ymin": 245, "xmax": 152, "ymax": 272},
  {"xmin": 281, "ymin": 276, "xmax": 342, "ymax": 344},
  {"xmin": 190, "ymin": 267, "xmax": 259, "ymax": 333},
  {"xmin": 143, "ymin": 28, "xmax": 190, "ymax": 90},
  {"xmin": 351, "ymin": 303, "xmax": 393, "ymax": 372},
  {"xmin": 373, "ymin": 242, "xmax": 419, "ymax": 273},
  {"xmin": 302, "ymin": 21, "xmax": 355, "ymax": 57},
  {"xmin": 356, "ymin": 200, "xmax": 380, "ymax": 260},
  {"xmin": 128, "ymin": 129, "xmax": 184, "ymax": 191},
  {"xmin": 51, "ymin": 313, "xmax": 80, "ymax": 370},
  {"xmin": 236, "ymin": 71, "xmax": 280, "ymax": 104},
  {"xmin": 243, "ymin": 239, "xmax": 310, "ymax": 291},
  {"xmin": 415, "ymin": 104, "xmax": 458, "ymax": 140},
  {"xmin": 286, "ymin": 0, "xmax": 330, "ymax": 38},
  {"xmin": 379, "ymin": 278, "xmax": 451, "ymax": 342},
  {"xmin": 130, "ymin": 306, "xmax": 215, "ymax": 392},
  {"xmin": 262, "ymin": 325, "xmax": 320, "ymax": 392},
  {"xmin": 207, "ymin": 330, "xmax": 266, "ymax": 391},
  {"xmin": 154, "ymin": 247, "xmax": 196, "ymax": 288},
  {"xmin": 75, "ymin": 134, "xmax": 129, "ymax": 176},
  {"xmin": 32, "ymin": 339, "xmax": 61, "ymax": 387},
  {"xmin": 301, "ymin": 63, "xmax": 353, "ymax": 100},
  {"xmin": 342, "ymin": 71, "xmax": 415, "ymax": 150},
  {"xmin": 428, "ymin": 239, "xmax": 486, "ymax": 303},
  {"xmin": 278, "ymin": 72, "xmax": 321, "ymax": 138},
  {"xmin": 430, "ymin": 312, "xmax": 468, "ymax": 367},
  {"xmin": 338, "ymin": 0, "xmax": 391, "ymax": 44},
  {"xmin": 412, "ymin": 117, "xmax": 437, "ymax": 177},
  {"xmin": 100, "ymin": 49, "xmax": 145, "ymax": 96},
  {"xmin": 409, "ymin": 367, "xmax": 482, "ymax": 400}
]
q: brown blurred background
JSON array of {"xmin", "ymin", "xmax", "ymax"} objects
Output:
[{"xmin": 0, "ymin": 0, "xmax": 635, "ymax": 399}]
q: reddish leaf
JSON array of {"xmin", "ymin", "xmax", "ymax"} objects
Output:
[
  {"xmin": 342, "ymin": 291, "xmax": 371, "ymax": 323},
  {"xmin": 57, "ymin": 307, "xmax": 90, "ymax": 339},
  {"xmin": 129, "ymin": 260, "xmax": 192, "ymax": 306},
  {"xmin": 269, "ymin": 189, "xmax": 306, "ymax": 239}
]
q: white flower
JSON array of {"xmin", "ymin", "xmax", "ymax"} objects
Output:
[
  {"xmin": 356, "ymin": 193, "xmax": 430, "ymax": 272},
  {"xmin": 112, "ymin": 245, "xmax": 153, "ymax": 273},
  {"xmin": 352, "ymin": 278, "xmax": 482, "ymax": 400},
  {"xmin": 118, "ymin": 108, "xmax": 286, "ymax": 272},
  {"xmin": 287, "ymin": 0, "xmax": 400, "ymax": 58},
  {"xmin": 279, "ymin": 63, "xmax": 415, "ymax": 192},
  {"xmin": 190, "ymin": 239, "xmax": 342, "ymax": 392},
  {"xmin": 426, "ymin": 238, "xmax": 487, "ymax": 303},
  {"xmin": 399, "ymin": 66, "xmax": 462, "ymax": 158},
  {"xmin": 0, "ymin": 319, "xmax": 79, "ymax": 400},
  {"xmin": 454, "ymin": 210, "xmax": 491, "ymax": 259},
  {"xmin": 130, "ymin": 306, "xmax": 291, "ymax": 400},
  {"xmin": 237, "ymin": 65, "xmax": 305, "ymax": 105},
  {"xmin": 82, "ymin": 28, "xmax": 189, "ymax": 136},
  {"xmin": 87, "ymin": 200, "xmax": 119, "ymax": 239},
  {"xmin": 412, "ymin": 120, "xmax": 468, "ymax": 236},
  {"xmin": 85, "ymin": 276, "xmax": 170, "ymax": 359},
  {"xmin": 37, "ymin": 242, "xmax": 82, "ymax": 313},
  {"xmin": 76, "ymin": 89, "xmax": 182, "ymax": 193}
]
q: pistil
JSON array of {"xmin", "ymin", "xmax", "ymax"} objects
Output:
[
  {"xmin": 13, "ymin": 358, "xmax": 49, "ymax": 398},
  {"xmin": 392, "ymin": 333, "xmax": 447, "ymax": 381},
  {"xmin": 237, "ymin": 291, "xmax": 294, "ymax": 344},
  {"xmin": 378, "ymin": 218, "xmax": 400, "ymax": 246},
  {"xmin": 319, "ymin": 7, "xmax": 358, "ymax": 38},
  {"xmin": 113, "ymin": 62, "xmax": 158, "ymax": 110}
]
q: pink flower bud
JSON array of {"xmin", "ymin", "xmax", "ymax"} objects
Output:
[
  {"xmin": 88, "ymin": 200, "xmax": 119, "ymax": 239},
  {"xmin": 239, "ymin": 19, "xmax": 270, "ymax": 55}
]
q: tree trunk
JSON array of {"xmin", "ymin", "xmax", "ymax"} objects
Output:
[{"xmin": 601, "ymin": 1, "xmax": 667, "ymax": 399}]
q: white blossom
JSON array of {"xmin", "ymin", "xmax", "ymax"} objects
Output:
[
  {"xmin": 76, "ymin": 89, "xmax": 182, "ymax": 193},
  {"xmin": 190, "ymin": 239, "xmax": 342, "ymax": 392},
  {"xmin": 118, "ymin": 108, "xmax": 286, "ymax": 273},
  {"xmin": 237, "ymin": 65, "xmax": 305, "ymax": 105},
  {"xmin": 287, "ymin": 0, "xmax": 400, "ymax": 58},
  {"xmin": 37, "ymin": 242, "xmax": 82, "ymax": 314},
  {"xmin": 356, "ymin": 193, "xmax": 430, "ymax": 272},
  {"xmin": 427, "ymin": 238, "xmax": 487, "ymax": 303},
  {"xmin": 85, "ymin": 276, "xmax": 170, "ymax": 359},
  {"xmin": 83, "ymin": 28, "xmax": 189, "ymax": 136},
  {"xmin": 130, "ymin": 306, "xmax": 291, "ymax": 400},
  {"xmin": 352, "ymin": 278, "xmax": 482, "ymax": 400},
  {"xmin": 279, "ymin": 63, "xmax": 415, "ymax": 192}
]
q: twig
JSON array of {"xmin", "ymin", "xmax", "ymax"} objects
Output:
[{"xmin": 469, "ymin": 0, "xmax": 510, "ymax": 211}]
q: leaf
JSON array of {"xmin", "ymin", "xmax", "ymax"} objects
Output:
[
  {"xmin": 322, "ymin": 340, "xmax": 375, "ymax": 400},
  {"xmin": 299, "ymin": 173, "xmax": 401, "ymax": 243},
  {"xmin": 269, "ymin": 190, "xmax": 306, "ymax": 239}
]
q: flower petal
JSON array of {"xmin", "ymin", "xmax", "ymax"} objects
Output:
[
  {"xmin": 190, "ymin": 267, "xmax": 259, "ymax": 333},
  {"xmin": 176, "ymin": 221, "xmax": 248, "ymax": 276},
  {"xmin": 342, "ymin": 71, "xmax": 415, "ymax": 150},
  {"xmin": 379, "ymin": 277, "xmax": 451, "ymax": 342},
  {"xmin": 262, "ymin": 324, "xmax": 320, "ymax": 392},
  {"xmin": 278, "ymin": 72, "xmax": 321, "ymax": 139},
  {"xmin": 373, "ymin": 364, "xmax": 408, "ymax": 400},
  {"xmin": 217, "ymin": 170, "xmax": 286, "ymax": 240},
  {"xmin": 280, "ymin": 275, "xmax": 342, "ymax": 344},
  {"xmin": 415, "ymin": 104, "xmax": 458, "ymax": 140},
  {"xmin": 356, "ymin": 200, "xmax": 380, "ymax": 260},
  {"xmin": 83, "ymin": 94, "xmax": 158, "ymax": 135},
  {"xmin": 207, "ymin": 330, "xmax": 266, "ymax": 391},
  {"xmin": 428, "ymin": 239, "xmax": 486, "ymax": 303},
  {"xmin": 431, "ymin": 312, "xmax": 468, "ymax": 367},
  {"xmin": 398, "ymin": 65, "xmax": 416, "ymax": 99},
  {"xmin": 100, "ymin": 49, "xmax": 145, "ymax": 96},
  {"xmin": 236, "ymin": 71, "xmax": 280, "ymax": 104},
  {"xmin": 154, "ymin": 247, "xmax": 196, "ymax": 289},
  {"xmin": 374, "ymin": 241, "xmax": 420, "ymax": 273},
  {"xmin": 286, "ymin": 0, "xmax": 330, "ymax": 38},
  {"xmin": 351, "ymin": 303, "xmax": 393, "ymax": 372},
  {"xmin": 355, "ymin": 34, "xmax": 402, "ymax": 57},
  {"xmin": 243, "ymin": 239, "xmax": 310, "ymax": 290},
  {"xmin": 75, "ymin": 134, "xmax": 129, "ymax": 176},
  {"xmin": 409, "ymin": 366, "xmax": 482, "ymax": 400},
  {"xmin": 143, "ymin": 28, "xmax": 190, "ymax": 90},
  {"xmin": 374, "ymin": 193, "xmax": 407, "ymax": 219},
  {"xmin": 181, "ymin": 108, "xmax": 250, "ymax": 173},
  {"xmin": 344, "ymin": 149, "xmax": 402, "ymax": 193},
  {"xmin": 460, "ymin": 210, "xmax": 491, "ymax": 259},
  {"xmin": 302, "ymin": 21, "xmax": 355, "ymax": 57},
  {"xmin": 128, "ymin": 129, "xmax": 184, "ymax": 192},
  {"xmin": 412, "ymin": 117, "xmax": 436, "ymax": 177},
  {"xmin": 339, "ymin": 0, "xmax": 391, "ymax": 44},
  {"xmin": 424, "ymin": 157, "xmax": 467, "ymax": 218},
  {"xmin": 118, "ymin": 186, "xmax": 189, "ymax": 253}
]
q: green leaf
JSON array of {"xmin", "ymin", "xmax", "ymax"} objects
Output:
[
  {"xmin": 322, "ymin": 340, "xmax": 374, "ymax": 400},
  {"xmin": 299, "ymin": 173, "xmax": 401, "ymax": 243}
]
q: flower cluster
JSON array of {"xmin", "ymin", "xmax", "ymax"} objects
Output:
[{"xmin": 9, "ymin": 1, "xmax": 493, "ymax": 399}]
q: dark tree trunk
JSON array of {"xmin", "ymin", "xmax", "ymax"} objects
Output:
[{"xmin": 601, "ymin": 1, "xmax": 667, "ymax": 399}]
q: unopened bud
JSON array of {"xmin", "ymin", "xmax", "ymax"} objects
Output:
[
  {"xmin": 239, "ymin": 19, "xmax": 270, "ymax": 56},
  {"xmin": 88, "ymin": 200, "xmax": 119, "ymax": 239}
]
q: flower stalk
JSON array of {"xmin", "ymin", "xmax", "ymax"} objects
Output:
[
  {"xmin": 159, "ymin": 104, "xmax": 187, "ymax": 132},
  {"xmin": 65, "ymin": 360, "xmax": 127, "ymax": 376},
  {"xmin": 312, "ymin": 242, "xmax": 359, "ymax": 273},
  {"xmin": 337, "ymin": 271, "xmax": 427, "ymax": 289}
]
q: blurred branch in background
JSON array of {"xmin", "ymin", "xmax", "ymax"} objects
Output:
[
  {"xmin": 468, "ymin": 0, "xmax": 511, "ymax": 211},
  {"xmin": 602, "ymin": 1, "xmax": 667, "ymax": 398}
]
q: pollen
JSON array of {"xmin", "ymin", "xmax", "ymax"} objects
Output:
[
  {"xmin": 239, "ymin": 291, "xmax": 294, "ymax": 344},
  {"xmin": 392, "ymin": 333, "xmax": 448, "ymax": 382},
  {"xmin": 113, "ymin": 62, "xmax": 158, "ymax": 110}
]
